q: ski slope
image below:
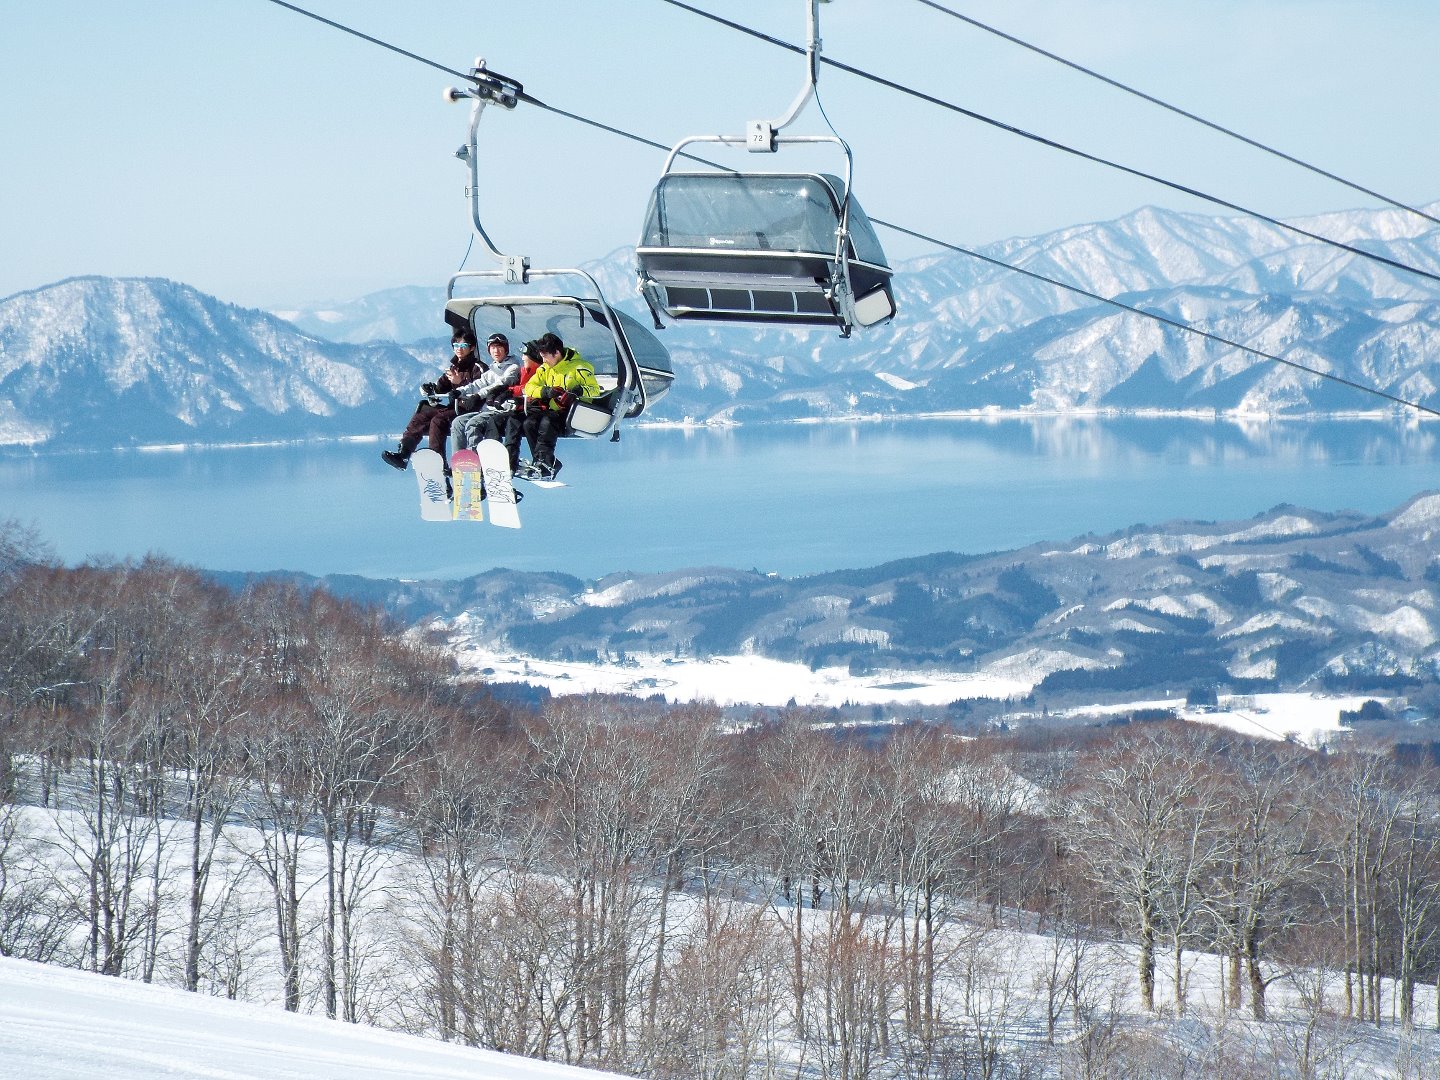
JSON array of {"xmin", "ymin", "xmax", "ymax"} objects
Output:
[{"xmin": 0, "ymin": 956, "xmax": 625, "ymax": 1080}]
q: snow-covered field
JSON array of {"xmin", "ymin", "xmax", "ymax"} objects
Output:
[
  {"xmin": 5, "ymin": 766, "xmax": 1437, "ymax": 1079},
  {"xmin": 1060, "ymin": 692, "xmax": 1380, "ymax": 746},
  {"xmin": 455, "ymin": 643, "xmax": 1033, "ymax": 707},
  {"xmin": 6, "ymin": 929, "xmax": 1437, "ymax": 1080},
  {"xmin": 456, "ymin": 644, "xmax": 1373, "ymax": 745},
  {"xmin": 0, "ymin": 956, "xmax": 625, "ymax": 1080}
]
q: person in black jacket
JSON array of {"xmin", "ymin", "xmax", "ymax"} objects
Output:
[{"xmin": 381, "ymin": 328, "xmax": 487, "ymax": 470}]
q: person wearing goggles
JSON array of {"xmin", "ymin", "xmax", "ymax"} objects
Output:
[{"xmin": 381, "ymin": 329, "xmax": 489, "ymax": 472}]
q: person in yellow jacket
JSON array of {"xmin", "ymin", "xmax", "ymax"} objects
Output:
[{"xmin": 520, "ymin": 332, "xmax": 601, "ymax": 480}]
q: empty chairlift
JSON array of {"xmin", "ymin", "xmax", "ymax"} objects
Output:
[
  {"xmin": 635, "ymin": 0, "xmax": 896, "ymax": 338},
  {"xmin": 637, "ymin": 154, "xmax": 895, "ymax": 335}
]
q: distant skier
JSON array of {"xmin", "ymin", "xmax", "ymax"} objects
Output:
[{"xmin": 381, "ymin": 328, "xmax": 487, "ymax": 471}]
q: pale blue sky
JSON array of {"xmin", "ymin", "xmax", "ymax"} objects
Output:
[{"xmin": 3, "ymin": 1, "xmax": 1437, "ymax": 308}]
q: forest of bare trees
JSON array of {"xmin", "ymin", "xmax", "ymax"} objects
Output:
[{"xmin": 2, "ymin": 520, "xmax": 1439, "ymax": 1079}]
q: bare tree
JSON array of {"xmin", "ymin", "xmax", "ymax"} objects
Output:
[
  {"xmin": 236, "ymin": 698, "xmax": 320, "ymax": 1012},
  {"xmin": 521, "ymin": 696, "xmax": 672, "ymax": 1068},
  {"xmin": 1060, "ymin": 726, "xmax": 1222, "ymax": 1013},
  {"xmin": 642, "ymin": 898, "xmax": 785, "ymax": 1080},
  {"xmin": 1207, "ymin": 739, "xmax": 1322, "ymax": 1021},
  {"xmin": 401, "ymin": 717, "xmax": 521, "ymax": 1044},
  {"xmin": 299, "ymin": 613, "xmax": 442, "ymax": 1023},
  {"xmin": 635, "ymin": 703, "xmax": 738, "ymax": 1052},
  {"xmin": 1264, "ymin": 964, "xmax": 1365, "ymax": 1080},
  {"xmin": 800, "ymin": 907, "xmax": 898, "ymax": 1080},
  {"xmin": 1385, "ymin": 763, "xmax": 1440, "ymax": 1029}
]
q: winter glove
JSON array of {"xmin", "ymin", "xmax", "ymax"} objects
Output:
[
  {"xmin": 538, "ymin": 386, "xmax": 555, "ymax": 402},
  {"xmin": 552, "ymin": 390, "xmax": 572, "ymax": 410},
  {"xmin": 421, "ymin": 382, "xmax": 438, "ymax": 395}
]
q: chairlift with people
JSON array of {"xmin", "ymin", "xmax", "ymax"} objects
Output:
[{"xmin": 444, "ymin": 61, "xmax": 673, "ymax": 440}]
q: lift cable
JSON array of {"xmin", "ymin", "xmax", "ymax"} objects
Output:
[
  {"xmin": 261, "ymin": 0, "xmax": 472, "ymax": 80},
  {"xmin": 655, "ymin": 0, "xmax": 1440, "ymax": 290},
  {"xmin": 906, "ymin": 0, "xmax": 1440, "ymax": 231},
  {"xmin": 254, "ymin": 0, "xmax": 1440, "ymax": 420},
  {"xmin": 261, "ymin": 0, "xmax": 699, "ymax": 156}
]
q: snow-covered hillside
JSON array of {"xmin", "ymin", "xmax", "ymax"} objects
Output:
[
  {"xmin": 380, "ymin": 493, "xmax": 1440, "ymax": 705},
  {"xmin": 0, "ymin": 957, "xmax": 626, "ymax": 1080}
]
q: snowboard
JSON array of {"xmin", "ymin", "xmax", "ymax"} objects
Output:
[
  {"xmin": 449, "ymin": 449, "xmax": 484, "ymax": 522},
  {"xmin": 411, "ymin": 448, "xmax": 451, "ymax": 521},
  {"xmin": 477, "ymin": 439, "xmax": 521, "ymax": 529}
]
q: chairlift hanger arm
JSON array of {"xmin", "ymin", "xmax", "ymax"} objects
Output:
[
  {"xmin": 749, "ymin": 0, "xmax": 829, "ymax": 152},
  {"xmin": 446, "ymin": 59, "xmax": 530, "ymax": 281}
]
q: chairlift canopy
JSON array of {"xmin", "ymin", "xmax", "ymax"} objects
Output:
[{"xmin": 636, "ymin": 169, "xmax": 896, "ymax": 333}]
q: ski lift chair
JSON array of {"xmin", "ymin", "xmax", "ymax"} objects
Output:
[
  {"xmin": 445, "ymin": 274, "xmax": 673, "ymax": 441},
  {"xmin": 636, "ymin": 139, "xmax": 896, "ymax": 337}
]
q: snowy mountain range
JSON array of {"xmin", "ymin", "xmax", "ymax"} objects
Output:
[
  {"xmin": 0, "ymin": 277, "xmax": 430, "ymax": 446},
  {"xmin": 220, "ymin": 490, "xmax": 1440, "ymax": 703},
  {"xmin": 3, "ymin": 201, "xmax": 1439, "ymax": 447}
]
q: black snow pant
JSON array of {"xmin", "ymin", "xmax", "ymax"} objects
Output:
[
  {"xmin": 522, "ymin": 407, "xmax": 565, "ymax": 469},
  {"xmin": 500, "ymin": 409, "xmax": 533, "ymax": 471},
  {"xmin": 399, "ymin": 403, "xmax": 456, "ymax": 457}
]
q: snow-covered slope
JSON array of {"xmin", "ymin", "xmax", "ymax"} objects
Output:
[{"xmin": 0, "ymin": 956, "xmax": 625, "ymax": 1080}]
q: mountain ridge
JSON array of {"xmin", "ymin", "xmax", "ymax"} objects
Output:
[
  {"xmin": 212, "ymin": 490, "xmax": 1440, "ymax": 704},
  {"xmin": 3, "ymin": 201, "xmax": 1439, "ymax": 447}
]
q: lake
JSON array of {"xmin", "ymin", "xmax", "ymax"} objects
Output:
[{"xmin": 3, "ymin": 416, "xmax": 1438, "ymax": 581}]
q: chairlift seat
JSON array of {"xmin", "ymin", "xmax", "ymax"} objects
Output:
[
  {"xmin": 567, "ymin": 390, "xmax": 617, "ymax": 437},
  {"xmin": 636, "ymin": 172, "xmax": 896, "ymax": 331}
]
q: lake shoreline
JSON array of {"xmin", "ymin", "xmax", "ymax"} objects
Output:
[
  {"xmin": 0, "ymin": 404, "xmax": 1428, "ymax": 458},
  {"xmin": 6, "ymin": 417, "xmax": 1438, "ymax": 583}
]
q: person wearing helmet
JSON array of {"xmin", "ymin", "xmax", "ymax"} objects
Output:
[{"xmin": 450, "ymin": 332, "xmax": 521, "ymax": 454}]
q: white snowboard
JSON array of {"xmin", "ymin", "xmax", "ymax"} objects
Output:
[
  {"xmin": 412, "ymin": 448, "xmax": 451, "ymax": 522},
  {"xmin": 477, "ymin": 439, "xmax": 521, "ymax": 529}
]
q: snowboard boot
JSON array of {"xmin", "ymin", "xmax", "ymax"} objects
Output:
[{"xmin": 381, "ymin": 448, "xmax": 408, "ymax": 471}]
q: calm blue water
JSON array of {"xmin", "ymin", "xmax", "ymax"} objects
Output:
[{"xmin": 3, "ymin": 417, "xmax": 1438, "ymax": 581}]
